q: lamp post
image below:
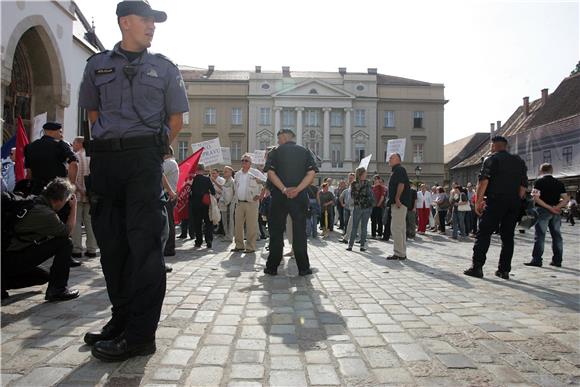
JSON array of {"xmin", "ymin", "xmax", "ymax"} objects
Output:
[{"xmin": 414, "ymin": 165, "xmax": 422, "ymax": 187}]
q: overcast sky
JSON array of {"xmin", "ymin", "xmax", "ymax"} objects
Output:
[{"xmin": 76, "ymin": 0, "xmax": 579, "ymax": 144}]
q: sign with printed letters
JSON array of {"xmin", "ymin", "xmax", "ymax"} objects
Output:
[
  {"xmin": 221, "ymin": 147, "xmax": 231, "ymax": 165},
  {"xmin": 252, "ymin": 150, "xmax": 266, "ymax": 166},
  {"xmin": 191, "ymin": 138, "xmax": 223, "ymax": 166},
  {"xmin": 386, "ymin": 138, "xmax": 406, "ymax": 162}
]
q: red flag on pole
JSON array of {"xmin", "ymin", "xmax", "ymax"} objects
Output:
[
  {"xmin": 174, "ymin": 147, "xmax": 204, "ymax": 224},
  {"xmin": 15, "ymin": 116, "xmax": 29, "ymax": 182}
]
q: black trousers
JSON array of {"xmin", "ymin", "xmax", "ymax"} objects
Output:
[
  {"xmin": 371, "ymin": 207, "xmax": 384, "ymax": 237},
  {"xmin": 2, "ymin": 237, "xmax": 72, "ymax": 293},
  {"xmin": 337, "ymin": 204, "xmax": 345, "ymax": 229},
  {"xmin": 189, "ymin": 203, "xmax": 212, "ymax": 245},
  {"xmin": 266, "ymin": 190, "xmax": 310, "ymax": 272},
  {"xmin": 164, "ymin": 200, "xmax": 176, "ymax": 255},
  {"xmin": 90, "ymin": 147, "xmax": 166, "ymax": 345},
  {"xmin": 472, "ymin": 195, "xmax": 521, "ymax": 273},
  {"xmin": 382, "ymin": 206, "xmax": 392, "ymax": 240},
  {"xmin": 438, "ymin": 210, "xmax": 447, "ymax": 232}
]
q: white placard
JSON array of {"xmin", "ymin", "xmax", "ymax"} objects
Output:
[
  {"xmin": 32, "ymin": 112, "xmax": 47, "ymax": 141},
  {"xmin": 386, "ymin": 138, "xmax": 406, "ymax": 162},
  {"xmin": 248, "ymin": 167, "xmax": 267, "ymax": 182},
  {"xmin": 358, "ymin": 154, "xmax": 372, "ymax": 170},
  {"xmin": 252, "ymin": 150, "xmax": 266, "ymax": 165},
  {"xmin": 191, "ymin": 138, "xmax": 222, "ymax": 166},
  {"xmin": 221, "ymin": 147, "xmax": 231, "ymax": 165}
]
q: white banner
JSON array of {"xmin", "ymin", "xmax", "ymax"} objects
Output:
[
  {"xmin": 252, "ymin": 150, "xmax": 266, "ymax": 165},
  {"xmin": 358, "ymin": 154, "xmax": 372, "ymax": 170},
  {"xmin": 221, "ymin": 147, "xmax": 231, "ymax": 165},
  {"xmin": 191, "ymin": 138, "xmax": 222, "ymax": 166},
  {"xmin": 248, "ymin": 167, "xmax": 267, "ymax": 182},
  {"xmin": 32, "ymin": 112, "xmax": 47, "ymax": 141},
  {"xmin": 386, "ymin": 138, "xmax": 406, "ymax": 162}
]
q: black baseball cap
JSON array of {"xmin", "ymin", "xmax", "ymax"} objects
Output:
[
  {"xmin": 116, "ymin": 1, "xmax": 167, "ymax": 23},
  {"xmin": 43, "ymin": 122, "xmax": 62, "ymax": 131},
  {"xmin": 491, "ymin": 135, "xmax": 508, "ymax": 144}
]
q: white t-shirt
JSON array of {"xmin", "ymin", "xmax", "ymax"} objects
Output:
[{"xmin": 236, "ymin": 171, "xmax": 250, "ymax": 201}]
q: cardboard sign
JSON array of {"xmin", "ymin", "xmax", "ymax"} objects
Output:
[
  {"xmin": 252, "ymin": 150, "xmax": 266, "ymax": 165},
  {"xmin": 191, "ymin": 138, "xmax": 222, "ymax": 166},
  {"xmin": 358, "ymin": 154, "xmax": 372, "ymax": 170},
  {"xmin": 221, "ymin": 147, "xmax": 231, "ymax": 165},
  {"xmin": 248, "ymin": 167, "xmax": 267, "ymax": 182},
  {"xmin": 386, "ymin": 138, "xmax": 406, "ymax": 162},
  {"xmin": 32, "ymin": 112, "xmax": 47, "ymax": 141}
]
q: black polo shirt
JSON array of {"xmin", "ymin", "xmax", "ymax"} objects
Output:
[
  {"xmin": 479, "ymin": 150, "xmax": 528, "ymax": 197},
  {"xmin": 387, "ymin": 164, "xmax": 411, "ymax": 207},
  {"xmin": 264, "ymin": 142, "xmax": 318, "ymax": 193},
  {"xmin": 534, "ymin": 174, "xmax": 565, "ymax": 206},
  {"xmin": 24, "ymin": 136, "xmax": 77, "ymax": 185}
]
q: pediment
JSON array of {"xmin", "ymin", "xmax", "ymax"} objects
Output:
[{"xmin": 273, "ymin": 79, "xmax": 355, "ymax": 98}]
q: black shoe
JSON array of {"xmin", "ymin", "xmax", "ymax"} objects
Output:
[
  {"xmin": 464, "ymin": 267, "xmax": 484, "ymax": 278},
  {"xmin": 72, "ymin": 252, "xmax": 82, "ymax": 258},
  {"xmin": 91, "ymin": 337, "xmax": 156, "ymax": 362},
  {"xmin": 207, "ymin": 243, "xmax": 212, "ymax": 249},
  {"xmin": 85, "ymin": 252, "xmax": 98, "ymax": 258},
  {"xmin": 360, "ymin": 247, "xmax": 367, "ymax": 252},
  {"xmin": 45, "ymin": 288, "xmax": 80, "ymax": 302},
  {"xmin": 299, "ymin": 269, "xmax": 313, "ymax": 276},
  {"xmin": 339, "ymin": 238, "xmax": 348, "ymax": 244},
  {"xmin": 165, "ymin": 264, "xmax": 173, "ymax": 273},
  {"xmin": 346, "ymin": 247, "xmax": 352, "ymax": 251},
  {"xmin": 177, "ymin": 234, "xmax": 187, "ymax": 239},
  {"xmin": 549, "ymin": 261, "xmax": 562, "ymax": 267},
  {"xmin": 70, "ymin": 259, "xmax": 82, "ymax": 267},
  {"xmin": 194, "ymin": 244, "xmax": 202, "ymax": 248},
  {"xmin": 84, "ymin": 322, "xmax": 125, "ymax": 346},
  {"xmin": 163, "ymin": 251, "xmax": 176, "ymax": 257},
  {"xmin": 1, "ymin": 290, "xmax": 9, "ymax": 300},
  {"xmin": 495, "ymin": 270, "xmax": 510, "ymax": 280},
  {"xmin": 263, "ymin": 268, "xmax": 277, "ymax": 276},
  {"xmin": 230, "ymin": 248, "xmax": 244, "ymax": 252},
  {"xmin": 524, "ymin": 261, "xmax": 542, "ymax": 267},
  {"xmin": 381, "ymin": 237, "xmax": 390, "ymax": 242},
  {"xmin": 386, "ymin": 255, "xmax": 403, "ymax": 260}
]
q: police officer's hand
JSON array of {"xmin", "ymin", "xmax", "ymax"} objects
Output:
[
  {"xmin": 550, "ymin": 206, "xmax": 561, "ymax": 215},
  {"xmin": 286, "ymin": 187, "xmax": 298, "ymax": 199},
  {"xmin": 475, "ymin": 199, "xmax": 485, "ymax": 216}
]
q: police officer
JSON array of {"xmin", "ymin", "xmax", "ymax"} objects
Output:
[
  {"xmin": 464, "ymin": 136, "xmax": 528, "ymax": 280},
  {"xmin": 264, "ymin": 129, "xmax": 318, "ymax": 276},
  {"xmin": 78, "ymin": 0, "xmax": 189, "ymax": 362}
]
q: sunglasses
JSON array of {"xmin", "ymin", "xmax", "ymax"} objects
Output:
[{"xmin": 241, "ymin": 159, "xmax": 250, "ymax": 163}]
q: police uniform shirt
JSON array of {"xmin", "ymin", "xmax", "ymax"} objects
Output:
[
  {"xmin": 78, "ymin": 42, "xmax": 189, "ymax": 139},
  {"xmin": 478, "ymin": 150, "xmax": 528, "ymax": 196},
  {"xmin": 24, "ymin": 136, "xmax": 78, "ymax": 182},
  {"xmin": 263, "ymin": 142, "xmax": 318, "ymax": 192},
  {"xmin": 534, "ymin": 174, "xmax": 565, "ymax": 206}
]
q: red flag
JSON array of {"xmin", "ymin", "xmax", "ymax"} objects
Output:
[
  {"xmin": 15, "ymin": 116, "xmax": 29, "ymax": 182},
  {"xmin": 174, "ymin": 148, "xmax": 204, "ymax": 223}
]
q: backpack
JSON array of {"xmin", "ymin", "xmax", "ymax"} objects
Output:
[{"xmin": 1, "ymin": 191, "xmax": 36, "ymax": 252}]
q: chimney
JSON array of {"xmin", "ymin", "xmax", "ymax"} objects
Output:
[
  {"xmin": 367, "ymin": 68, "xmax": 377, "ymax": 75},
  {"xmin": 282, "ymin": 66, "xmax": 290, "ymax": 77},
  {"xmin": 541, "ymin": 88, "xmax": 548, "ymax": 104},
  {"xmin": 523, "ymin": 96, "xmax": 530, "ymax": 116},
  {"xmin": 490, "ymin": 122, "xmax": 495, "ymax": 139},
  {"xmin": 255, "ymin": 66, "xmax": 261, "ymax": 73},
  {"xmin": 496, "ymin": 120, "xmax": 501, "ymax": 132},
  {"xmin": 339, "ymin": 67, "xmax": 347, "ymax": 75},
  {"xmin": 205, "ymin": 65, "xmax": 214, "ymax": 77}
]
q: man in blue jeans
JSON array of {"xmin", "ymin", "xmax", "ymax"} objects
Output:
[{"xmin": 525, "ymin": 163, "xmax": 568, "ymax": 268}]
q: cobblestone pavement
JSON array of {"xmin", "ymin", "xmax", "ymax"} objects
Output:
[{"xmin": 2, "ymin": 224, "xmax": 579, "ymax": 387}]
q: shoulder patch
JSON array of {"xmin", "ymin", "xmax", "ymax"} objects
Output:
[
  {"xmin": 154, "ymin": 53, "xmax": 178, "ymax": 68},
  {"xmin": 86, "ymin": 50, "xmax": 110, "ymax": 62}
]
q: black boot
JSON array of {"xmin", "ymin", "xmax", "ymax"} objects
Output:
[
  {"xmin": 84, "ymin": 321, "xmax": 125, "ymax": 346},
  {"xmin": 91, "ymin": 336, "xmax": 156, "ymax": 362},
  {"xmin": 464, "ymin": 266, "xmax": 483, "ymax": 278}
]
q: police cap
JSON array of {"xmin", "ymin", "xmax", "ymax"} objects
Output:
[
  {"xmin": 491, "ymin": 135, "xmax": 508, "ymax": 144},
  {"xmin": 43, "ymin": 122, "xmax": 62, "ymax": 131},
  {"xmin": 116, "ymin": 1, "xmax": 167, "ymax": 23},
  {"xmin": 277, "ymin": 128, "xmax": 295, "ymax": 137}
]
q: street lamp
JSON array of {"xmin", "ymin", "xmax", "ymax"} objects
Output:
[{"xmin": 414, "ymin": 165, "xmax": 422, "ymax": 187}]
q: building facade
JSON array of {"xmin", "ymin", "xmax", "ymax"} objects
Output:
[
  {"xmin": 1, "ymin": 1, "xmax": 104, "ymax": 142},
  {"xmin": 176, "ymin": 66, "xmax": 445, "ymax": 184}
]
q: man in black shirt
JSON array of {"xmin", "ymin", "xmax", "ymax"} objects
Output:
[
  {"xmin": 386, "ymin": 153, "xmax": 411, "ymax": 260},
  {"xmin": 524, "ymin": 163, "xmax": 568, "ymax": 268},
  {"xmin": 464, "ymin": 136, "xmax": 528, "ymax": 280},
  {"xmin": 189, "ymin": 163, "xmax": 216, "ymax": 248},
  {"xmin": 264, "ymin": 129, "xmax": 318, "ymax": 276}
]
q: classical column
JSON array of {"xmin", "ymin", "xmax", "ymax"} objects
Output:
[
  {"xmin": 295, "ymin": 107, "xmax": 304, "ymax": 145},
  {"xmin": 323, "ymin": 108, "xmax": 331, "ymax": 162},
  {"xmin": 274, "ymin": 107, "xmax": 282, "ymax": 133},
  {"xmin": 344, "ymin": 108, "xmax": 352, "ymax": 161}
]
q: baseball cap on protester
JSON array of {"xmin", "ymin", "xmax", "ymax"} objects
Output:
[
  {"xmin": 43, "ymin": 122, "xmax": 62, "ymax": 131},
  {"xmin": 491, "ymin": 135, "xmax": 508, "ymax": 144},
  {"xmin": 116, "ymin": 1, "xmax": 167, "ymax": 23}
]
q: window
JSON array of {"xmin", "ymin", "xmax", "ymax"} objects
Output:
[
  {"xmin": 177, "ymin": 141, "xmax": 188, "ymax": 162},
  {"xmin": 543, "ymin": 150, "xmax": 551, "ymax": 164},
  {"xmin": 331, "ymin": 143, "xmax": 343, "ymax": 168},
  {"xmin": 413, "ymin": 143, "xmax": 424, "ymax": 163},
  {"xmin": 183, "ymin": 112, "xmax": 190, "ymax": 126},
  {"xmin": 231, "ymin": 108, "xmax": 242, "ymax": 125},
  {"xmin": 231, "ymin": 141, "xmax": 241, "ymax": 161},
  {"xmin": 204, "ymin": 108, "xmax": 216, "ymax": 125},
  {"xmin": 330, "ymin": 111, "xmax": 343, "ymax": 127},
  {"xmin": 259, "ymin": 107, "xmax": 271, "ymax": 125},
  {"xmin": 563, "ymin": 146, "xmax": 573, "ymax": 166},
  {"xmin": 306, "ymin": 110, "xmax": 319, "ymax": 126},
  {"xmin": 282, "ymin": 109, "xmax": 295, "ymax": 128},
  {"xmin": 384, "ymin": 111, "xmax": 395, "ymax": 128},
  {"xmin": 355, "ymin": 143, "xmax": 365, "ymax": 162},
  {"xmin": 413, "ymin": 111, "xmax": 424, "ymax": 128},
  {"xmin": 355, "ymin": 109, "xmax": 366, "ymax": 127}
]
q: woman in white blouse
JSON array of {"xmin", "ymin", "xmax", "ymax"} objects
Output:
[{"xmin": 416, "ymin": 184, "xmax": 432, "ymax": 234}]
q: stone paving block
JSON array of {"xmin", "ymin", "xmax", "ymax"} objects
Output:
[
  {"xmin": 64, "ymin": 360, "xmax": 120, "ymax": 382},
  {"xmin": 161, "ymin": 349, "xmax": 194, "ymax": 366},
  {"xmin": 483, "ymin": 364, "xmax": 526, "ymax": 383},
  {"xmin": 304, "ymin": 350, "xmax": 332, "ymax": 364},
  {"xmin": 270, "ymin": 356, "xmax": 303, "ymax": 370},
  {"xmin": 48, "ymin": 345, "xmax": 91, "ymax": 366},
  {"xmin": 373, "ymin": 367, "xmax": 414, "ymax": 384},
  {"xmin": 153, "ymin": 367, "xmax": 183, "ymax": 381},
  {"xmin": 331, "ymin": 343, "xmax": 359, "ymax": 358},
  {"xmin": 12, "ymin": 367, "xmax": 71, "ymax": 387},
  {"xmin": 382, "ymin": 332, "xmax": 415, "ymax": 343},
  {"xmin": 391, "ymin": 343, "xmax": 431, "ymax": 361},
  {"xmin": 269, "ymin": 370, "xmax": 308, "ymax": 387},
  {"xmin": 204, "ymin": 334, "xmax": 234, "ymax": 345},
  {"xmin": 174, "ymin": 335, "xmax": 200, "ymax": 349},
  {"xmin": 362, "ymin": 347, "xmax": 401, "ymax": 368},
  {"xmin": 337, "ymin": 358, "xmax": 370, "ymax": 378},
  {"xmin": 185, "ymin": 366, "xmax": 224, "ymax": 386},
  {"xmin": 436, "ymin": 354, "xmax": 477, "ymax": 369},
  {"xmin": 236, "ymin": 339, "xmax": 266, "ymax": 350},
  {"xmin": 421, "ymin": 339, "xmax": 460, "ymax": 354},
  {"xmin": 307, "ymin": 364, "xmax": 341, "ymax": 385},
  {"xmin": 232, "ymin": 350, "xmax": 265, "ymax": 363},
  {"xmin": 230, "ymin": 364, "xmax": 264, "ymax": 379},
  {"xmin": 195, "ymin": 346, "xmax": 230, "ymax": 366}
]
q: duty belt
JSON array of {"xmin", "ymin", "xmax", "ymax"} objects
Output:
[{"xmin": 91, "ymin": 134, "xmax": 161, "ymax": 152}]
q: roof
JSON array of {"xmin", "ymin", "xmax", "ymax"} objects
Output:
[
  {"xmin": 528, "ymin": 73, "xmax": 580, "ymax": 127},
  {"xmin": 444, "ymin": 132, "xmax": 489, "ymax": 166},
  {"xmin": 377, "ymin": 74, "xmax": 432, "ymax": 86}
]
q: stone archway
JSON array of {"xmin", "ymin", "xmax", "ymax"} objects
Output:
[{"xmin": 2, "ymin": 16, "xmax": 68, "ymax": 140}]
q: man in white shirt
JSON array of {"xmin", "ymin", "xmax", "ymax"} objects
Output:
[
  {"xmin": 231, "ymin": 154, "xmax": 263, "ymax": 253},
  {"xmin": 162, "ymin": 148, "xmax": 179, "ymax": 256}
]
